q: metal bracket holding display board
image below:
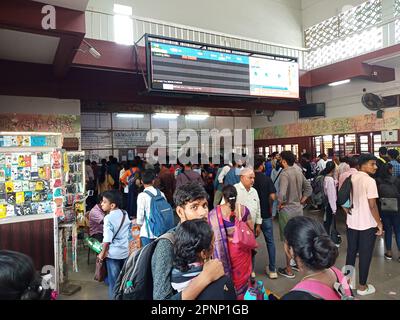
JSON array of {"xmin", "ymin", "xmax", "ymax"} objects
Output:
[
  {"xmin": 142, "ymin": 33, "xmax": 300, "ymax": 100},
  {"xmin": 134, "ymin": 33, "xmax": 150, "ymax": 90}
]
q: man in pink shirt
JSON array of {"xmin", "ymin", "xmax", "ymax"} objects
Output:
[
  {"xmin": 345, "ymin": 154, "xmax": 383, "ymax": 297},
  {"xmin": 338, "ymin": 156, "xmax": 358, "ymax": 190}
]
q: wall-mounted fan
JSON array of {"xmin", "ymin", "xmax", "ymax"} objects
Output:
[
  {"xmin": 361, "ymin": 93, "xmax": 399, "ymax": 118},
  {"xmin": 361, "ymin": 93, "xmax": 382, "ymax": 111}
]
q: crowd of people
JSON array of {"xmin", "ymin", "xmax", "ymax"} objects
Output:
[{"xmin": 2, "ymin": 147, "xmax": 400, "ymax": 300}]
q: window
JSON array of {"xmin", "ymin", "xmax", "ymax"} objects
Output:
[
  {"xmin": 345, "ymin": 134, "xmax": 356, "ymax": 155},
  {"xmin": 323, "ymin": 135, "xmax": 333, "ymax": 157},
  {"xmin": 359, "ymin": 134, "xmax": 370, "ymax": 153},
  {"xmin": 373, "ymin": 133, "xmax": 381, "ymax": 157},
  {"xmin": 114, "ymin": 4, "xmax": 134, "ymax": 45}
]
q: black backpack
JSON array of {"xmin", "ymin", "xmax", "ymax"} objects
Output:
[
  {"xmin": 113, "ymin": 233, "xmax": 175, "ymax": 300},
  {"xmin": 337, "ymin": 176, "xmax": 352, "ymax": 207}
]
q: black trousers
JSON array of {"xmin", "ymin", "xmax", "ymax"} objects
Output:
[
  {"xmin": 323, "ymin": 204, "xmax": 335, "ymax": 234},
  {"xmin": 345, "ymin": 227, "xmax": 376, "ymax": 286}
]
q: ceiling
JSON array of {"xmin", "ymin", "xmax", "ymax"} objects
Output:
[
  {"xmin": 0, "ymin": 28, "xmax": 60, "ymax": 64},
  {"xmin": 31, "ymin": 0, "xmax": 89, "ymax": 12},
  {"xmin": 364, "ymin": 52, "xmax": 400, "ymax": 69}
]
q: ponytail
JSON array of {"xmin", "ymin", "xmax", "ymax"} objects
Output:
[{"xmin": 222, "ymin": 185, "xmax": 237, "ymax": 213}]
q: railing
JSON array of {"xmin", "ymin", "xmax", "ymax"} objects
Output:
[
  {"xmin": 85, "ymin": 1, "xmax": 400, "ymax": 72},
  {"xmin": 84, "ymin": 9, "xmax": 308, "ymax": 69}
]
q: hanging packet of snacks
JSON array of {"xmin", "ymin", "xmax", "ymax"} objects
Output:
[{"xmin": 128, "ymin": 219, "xmax": 141, "ymax": 255}]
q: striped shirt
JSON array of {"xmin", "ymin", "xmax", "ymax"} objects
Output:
[{"xmin": 390, "ymin": 160, "xmax": 400, "ymax": 177}]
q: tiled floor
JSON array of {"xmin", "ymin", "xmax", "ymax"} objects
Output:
[{"xmin": 59, "ymin": 209, "xmax": 400, "ymax": 300}]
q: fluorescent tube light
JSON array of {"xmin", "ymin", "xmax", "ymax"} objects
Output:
[
  {"xmin": 186, "ymin": 114, "xmax": 210, "ymax": 121},
  {"xmin": 116, "ymin": 113, "xmax": 144, "ymax": 118},
  {"xmin": 153, "ymin": 113, "xmax": 179, "ymax": 119},
  {"xmin": 328, "ymin": 79, "xmax": 351, "ymax": 86}
]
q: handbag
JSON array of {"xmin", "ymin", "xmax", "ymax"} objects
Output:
[
  {"xmin": 94, "ymin": 211, "xmax": 127, "ymax": 282},
  {"xmin": 232, "ymin": 205, "xmax": 258, "ymax": 251},
  {"xmin": 380, "ymin": 198, "xmax": 398, "ymax": 213},
  {"xmin": 94, "ymin": 257, "xmax": 107, "ymax": 282}
]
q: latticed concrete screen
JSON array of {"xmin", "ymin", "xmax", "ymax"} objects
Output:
[{"xmin": 305, "ymin": 0, "xmax": 382, "ymax": 49}]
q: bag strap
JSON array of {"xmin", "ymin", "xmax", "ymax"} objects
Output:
[
  {"xmin": 144, "ymin": 190, "xmax": 155, "ymax": 198},
  {"xmin": 273, "ymin": 169, "xmax": 283, "ymax": 185},
  {"xmin": 143, "ymin": 190, "xmax": 154, "ymax": 237},
  {"xmin": 112, "ymin": 210, "xmax": 126, "ymax": 243},
  {"xmin": 158, "ymin": 232, "xmax": 175, "ymax": 243},
  {"xmin": 292, "ymin": 267, "xmax": 352, "ymax": 300},
  {"xmin": 183, "ymin": 171, "xmax": 191, "ymax": 183},
  {"xmin": 292, "ymin": 280, "xmax": 340, "ymax": 300},
  {"xmin": 237, "ymin": 203, "xmax": 242, "ymax": 221}
]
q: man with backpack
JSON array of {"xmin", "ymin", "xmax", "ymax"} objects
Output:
[
  {"xmin": 218, "ymin": 159, "xmax": 241, "ymax": 187},
  {"xmin": 175, "ymin": 162, "xmax": 204, "ymax": 189},
  {"xmin": 113, "ymin": 181, "xmax": 224, "ymax": 300},
  {"xmin": 136, "ymin": 170, "xmax": 174, "ymax": 246}
]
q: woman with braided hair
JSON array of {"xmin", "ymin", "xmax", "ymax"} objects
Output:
[
  {"xmin": 0, "ymin": 250, "xmax": 52, "ymax": 300},
  {"xmin": 208, "ymin": 184, "xmax": 254, "ymax": 299},
  {"xmin": 171, "ymin": 219, "xmax": 236, "ymax": 300}
]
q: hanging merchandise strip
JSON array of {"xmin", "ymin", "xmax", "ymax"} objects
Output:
[
  {"xmin": 72, "ymin": 223, "xmax": 78, "ymax": 273},
  {"xmin": 58, "ymin": 229, "xmax": 64, "ymax": 284}
]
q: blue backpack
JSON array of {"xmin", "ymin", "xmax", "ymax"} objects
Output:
[
  {"xmin": 224, "ymin": 167, "xmax": 240, "ymax": 186},
  {"xmin": 144, "ymin": 189, "xmax": 175, "ymax": 237}
]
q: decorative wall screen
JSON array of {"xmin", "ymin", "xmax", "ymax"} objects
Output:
[
  {"xmin": 305, "ymin": 26, "xmax": 383, "ymax": 70},
  {"xmin": 305, "ymin": 0, "xmax": 382, "ymax": 49},
  {"xmin": 395, "ymin": 0, "xmax": 400, "ymax": 42},
  {"xmin": 304, "ymin": 0, "xmax": 384, "ymax": 69}
]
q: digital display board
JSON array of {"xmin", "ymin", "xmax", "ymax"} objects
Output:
[{"xmin": 148, "ymin": 40, "xmax": 299, "ymax": 99}]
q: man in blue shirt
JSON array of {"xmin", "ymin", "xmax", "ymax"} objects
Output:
[
  {"xmin": 265, "ymin": 152, "xmax": 278, "ymax": 177},
  {"xmin": 388, "ymin": 149, "xmax": 400, "ymax": 177},
  {"xmin": 98, "ymin": 190, "xmax": 131, "ymax": 299}
]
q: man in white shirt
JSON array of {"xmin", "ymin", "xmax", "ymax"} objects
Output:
[
  {"xmin": 234, "ymin": 167, "xmax": 262, "ymax": 278},
  {"xmin": 316, "ymin": 153, "xmax": 328, "ymax": 173},
  {"xmin": 345, "ymin": 154, "xmax": 383, "ymax": 296},
  {"xmin": 136, "ymin": 170, "xmax": 167, "ymax": 246}
]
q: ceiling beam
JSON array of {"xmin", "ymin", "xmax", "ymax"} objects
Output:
[
  {"xmin": 0, "ymin": 0, "xmax": 86, "ymax": 78},
  {"xmin": 300, "ymin": 43, "xmax": 400, "ymax": 88}
]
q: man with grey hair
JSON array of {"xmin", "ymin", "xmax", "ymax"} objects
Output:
[{"xmin": 234, "ymin": 166, "xmax": 262, "ymax": 279}]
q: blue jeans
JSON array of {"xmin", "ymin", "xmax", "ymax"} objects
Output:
[
  {"xmin": 381, "ymin": 213, "xmax": 400, "ymax": 251},
  {"xmin": 261, "ymin": 218, "xmax": 276, "ymax": 272},
  {"xmin": 106, "ymin": 258, "xmax": 126, "ymax": 300},
  {"xmin": 140, "ymin": 237, "xmax": 154, "ymax": 247}
]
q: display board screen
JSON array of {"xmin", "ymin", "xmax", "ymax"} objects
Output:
[{"xmin": 148, "ymin": 41, "xmax": 299, "ymax": 99}]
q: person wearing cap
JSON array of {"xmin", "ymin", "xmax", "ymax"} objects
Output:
[
  {"xmin": 345, "ymin": 153, "xmax": 383, "ymax": 296},
  {"xmin": 233, "ymin": 166, "xmax": 262, "ymax": 279}
]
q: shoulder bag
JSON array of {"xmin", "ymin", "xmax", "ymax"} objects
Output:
[{"xmin": 94, "ymin": 211, "xmax": 127, "ymax": 282}]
